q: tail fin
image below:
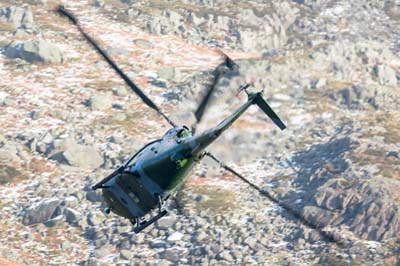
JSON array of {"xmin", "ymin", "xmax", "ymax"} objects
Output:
[{"xmin": 254, "ymin": 94, "xmax": 286, "ymax": 130}]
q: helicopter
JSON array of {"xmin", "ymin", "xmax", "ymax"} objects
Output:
[{"xmin": 58, "ymin": 6, "xmax": 286, "ymax": 233}]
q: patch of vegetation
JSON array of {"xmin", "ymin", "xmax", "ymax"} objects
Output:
[
  {"xmin": 0, "ymin": 164, "xmax": 25, "ymax": 185},
  {"xmin": 178, "ymin": 185, "xmax": 238, "ymax": 215}
]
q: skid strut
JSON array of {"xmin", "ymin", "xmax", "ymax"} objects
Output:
[
  {"xmin": 131, "ymin": 193, "xmax": 168, "ymax": 233},
  {"xmin": 132, "ymin": 210, "xmax": 168, "ymax": 233}
]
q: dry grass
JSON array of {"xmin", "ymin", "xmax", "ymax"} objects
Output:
[
  {"xmin": 179, "ymin": 183, "xmax": 238, "ymax": 215},
  {"xmin": 0, "ymin": 21, "xmax": 15, "ymax": 32},
  {"xmin": 0, "ymin": 165, "xmax": 25, "ymax": 185}
]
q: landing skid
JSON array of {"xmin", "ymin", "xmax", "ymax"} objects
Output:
[{"xmin": 131, "ymin": 210, "xmax": 168, "ymax": 233}]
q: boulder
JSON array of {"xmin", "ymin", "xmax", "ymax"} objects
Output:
[
  {"xmin": 162, "ymin": 247, "xmax": 188, "ymax": 263},
  {"xmin": 93, "ymin": 0, "xmax": 105, "ymax": 8},
  {"xmin": 167, "ymin": 231, "xmax": 184, "ymax": 242},
  {"xmin": 65, "ymin": 207, "xmax": 81, "ymax": 224},
  {"xmin": 158, "ymin": 67, "xmax": 175, "ymax": 80},
  {"xmin": 120, "ymin": 249, "xmax": 134, "ymax": 260},
  {"xmin": 0, "ymin": 141, "xmax": 18, "ymax": 162},
  {"xmin": 156, "ymin": 216, "xmax": 177, "ymax": 230},
  {"xmin": 62, "ymin": 143, "xmax": 104, "ymax": 169},
  {"xmin": 4, "ymin": 40, "xmax": 64, "ymax": 64},
  {"xmin": 89, "ymin": 92, "xmax": 113, "ymax": 111},
  {"xmin": 0, "ymin": 6, "xmax": 36, "ymax": 34},
  {"xmin": 23, "ymin": 198, "xmax": 61, "ymax": 225},
  {"xmin": 373, "ymin": 64, "xmax": 397, "ymax": 87},
  {"xmin": 133, "ymin": 39, "xmax": 153, "ymax": 49},
  {"xmin": 87, "ymin": 211, "xmax": 106, "ymax": 226}
]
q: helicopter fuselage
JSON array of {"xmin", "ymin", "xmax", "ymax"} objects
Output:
[
  {"xmin": 95, "ymin": 92, "xmax": 285, "ymax": 226},
  {"xmin": 101, "ymin": 126, "xmax": 199, "ymax": 220}
]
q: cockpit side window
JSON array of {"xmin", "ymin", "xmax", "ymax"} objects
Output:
[{"xmin": 177, "ymin": 126, "xmax": 192, "ymax": 139}]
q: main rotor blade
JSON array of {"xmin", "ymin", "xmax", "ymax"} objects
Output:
[
  {"xmin": 57, "ymin": 6, "xmax": 176, "ymax": 128},
  {"xmin": 204, "ymin": 152, "xmax": 343, "ymax": 246},
  {"xmin": 194, "ymin": 53, "xmax": 238, "ymax": 126}
]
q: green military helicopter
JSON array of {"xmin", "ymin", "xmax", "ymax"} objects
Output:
[{"xmin": 58, "ymin": 6, "xmax": 286, "ymax": 233}]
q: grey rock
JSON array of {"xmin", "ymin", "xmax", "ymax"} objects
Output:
[
  {"xmin": 0, "ymin": 141, "xmax": 19, "ymax": 162},
  {"xmin": 373, "ymin": 64, "xmax": 397, "ymax": 87},
  {"xmin": 93, "ymin": 0, "xmax": 105, "ymax": 7},
  {"xmin": 89, "ymin": 92, "xmax": 113, "ymax": 111},
  {"xmin": 335, "ymin": 85, "xmax": 375, "ymax": 109},
  {"xmin": 195, "ymin": 231, "xmax": 210, "ymax": 244},
  {"xmin": 133, "ymin": 39, "xmax": 153, "ymax": 49},
  {"xmin": 52, "ymin": 136, "xmax": 77, "ymax": 154},
  {"xmin": 194, "ymin": 194, "xmax": 209, "ymax": 203},
  {"xmin": 106, "ymin": 47, "xmax": 130, "ymax": 57},
  {"xmin": 118, "ymin": 239, "xmax": 131, "ymax": 249},
  {"xmin": 113, "ymin": 86, "xmax": 128, "ymax": 96},
  {"xmin": 113, "ymin": 113, "xmax": 127, "ymax": 121},
  {"xmin": 218, "ymin": 250, "xmax": 234, "ymax": 262},
  {"xmin": 156, "ymin": 216, "xmax": 177, "ymax": 230},
  {"xmin": 162, "ymin": 247, "xmax": 187, "ymax": 263},
  {"xmin": 149, "ymin": 78, "xmax": 167, "ymax": 88},
  {"xmin": 149, "ymin": 239, "xmax": 166, "ymax": 248},
  {"xmin": 163, "ymin": 91, "xmax": 179, "ymax": 102},
  {"xmin": 121, "ymin": 0, "xmax": 138, "ymax": 4},
  {"xmin": 311, "ymin": 78, "xmax": 326, "ymax": 89},
  {"xmin": 307, "ymin": 230, "xmax": 321, "ymax": 243},
  {"xmin": 5, "ymin": 40, "xmax": 64, "ymax": 64},
  {"xmin": 120, "ymin": 249, "xmax": 134, "ymax": 260},
  {"xmin": 45, "ymin": 214, "xmax": 65, "ymax": 227},
  {"xmin": 64, "ymin": 195, "xmax": 79, "ymax": 207},
  {"xmin": 87, "ymin": 211, "xmax": 106, "ymax": 226},
  {"xmin": 167, "ymin": 231, "xmax": 184, "ymax": 242},
  {"xmin": 130, "ymin": 232, "xmax": 145, "ymax": 244},
  {"xmin": 116, "ymin": 224, "xmax": 131, "ymax": 233},
  {"xmin": 0, "ymin": 6, "xmax": 36, "ymax": 33},
  {"xmin": 387, "ymin": 151, "xmax": 399, "ymax": 159},
  {"xmin": 65, "ymin": 207, "xmax": 81, "ymax": 224},
  {"xmin": 23, "ymin": 198, "xmax": 61, "ymax": 225},
  {"xmin": 93, "ymin": 244, "xmax": 115, "ymax": 258},
  {"xmin": 62, "ymin": 143, "xmax": 103, "ymax": 169},
  {"xmin": 158, "ymin": 67, "xmax": 175, "ymax": 80},
  {"xmin": 61, "ymin": 240, "xmax": 72, "ymax": 251}
]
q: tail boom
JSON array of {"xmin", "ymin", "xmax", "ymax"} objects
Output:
[{"xmin": 188, "ymin": 91, "xmax": 286, "ymax": 156}]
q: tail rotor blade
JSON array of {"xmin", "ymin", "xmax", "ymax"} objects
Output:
[
  {"xmin": 254, "ymin": 94, "xmax": 286, "ymax": 130},
  {"xmin": 57, "ymin": 6, "xmax": 176, "ymax": 128}
]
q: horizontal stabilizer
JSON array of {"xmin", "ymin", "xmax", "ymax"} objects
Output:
[{"xmin": 255, "ymin": 94, "xmax": 286, "ymax": 130}]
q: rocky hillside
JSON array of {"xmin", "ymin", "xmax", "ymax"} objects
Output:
[{"xmin": 0, "ymin": 0, "xmax": 399, "ymax": 265}]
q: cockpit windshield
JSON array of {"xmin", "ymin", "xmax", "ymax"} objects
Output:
[{"xmin": 163, "ymin": 126, "xmax": 192, "ymax": 139}]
